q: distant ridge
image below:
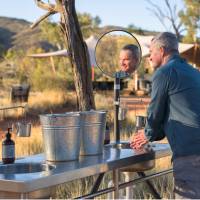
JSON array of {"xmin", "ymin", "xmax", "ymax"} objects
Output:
[
  {"xmin": 0, "ymin": 16, "xmax": 159, "ymax": 57},
  {"xmin": 0, "ymin": 16, "xmax": 55, "ymax": 55}
]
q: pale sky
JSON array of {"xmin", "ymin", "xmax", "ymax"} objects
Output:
[{"xmin": 1, "ymin": 0, "xmax": 184, "ymax": 32}]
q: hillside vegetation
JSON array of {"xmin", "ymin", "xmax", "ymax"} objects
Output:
[
  {"xmin": 0, "ymin": 17, "xmax": 54, "ymax": 55},
  {"xmin": 0, "ymin": 15, "xmax": 156, "ymax": 91}
]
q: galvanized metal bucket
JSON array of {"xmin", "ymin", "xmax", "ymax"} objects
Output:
[
  {"xmin": 40, "ymin": 113, "xmax": 81, "ymax": 162},
  {"xmin": 80, "ymin": 110, "xmax": 107, "ymax": 156},
  {"xmin": 12, "ymin": 122, "xmax": 31, "ymax": 137}
]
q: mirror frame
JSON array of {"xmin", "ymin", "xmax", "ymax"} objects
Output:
[{"xmin": 94, "ymin": 29, "xmax": 142, "ymax": 79}]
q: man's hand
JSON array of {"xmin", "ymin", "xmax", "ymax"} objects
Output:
[{"xmin": 130, "ymin": 129, "xmax": 149, "ymax": 150}]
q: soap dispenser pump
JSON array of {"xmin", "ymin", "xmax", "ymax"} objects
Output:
[{"xmin": 2, "ymin": 128, "xmax": 15, "ymax": 164}]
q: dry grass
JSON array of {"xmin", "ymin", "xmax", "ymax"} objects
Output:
[
  {"xmin": 14, "ymin": 126, "xmax": 43, "ymax": 157},
  {"xmin": 0, "ymin": 89, "xmax": 173, "ymax": 199},
  {"xmin": 0, "ymin": 89, "xmax": 76, "ymax": 120},
  {"xmin": 55, "ymin": 92, "xmax": 172, "ymax": 199},
  {"xmin": 0, "ymin": 89, "xmax": 75, "ymax": 157},
  {"xmin": 28, "ymin": 90, "xmax": 72, "ymax": 112},
  {"xmin": 0, "ymin": 125, "xmax": 43, "ymax": 158}
]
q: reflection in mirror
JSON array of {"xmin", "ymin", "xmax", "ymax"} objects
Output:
[
  {"xmin": 119, "ymin": 44, "xmax": 140, "ymax": 74},
  {"xmin": 95, "ymin": 30, "xmax": 142, "ymax": 79}
]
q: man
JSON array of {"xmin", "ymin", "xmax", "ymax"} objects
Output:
[
  {"xmin": 130, "ymin": 32, "xmax": 200, "ymax": 198},
  {"xmin": 119, "ymin": 44, "xmax": 140, "ymax": 74}
]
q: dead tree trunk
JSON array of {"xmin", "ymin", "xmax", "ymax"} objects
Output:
[
  {"xmin": 32, "ymin": 0, "xmax": 95, "ymax": 111},
  {"xmin": 60, "ymin": 0, "xmax": 95, "ymax": 111}
]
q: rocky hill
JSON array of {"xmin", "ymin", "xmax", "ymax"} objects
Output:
[{"xmin": 0, "ymin": 16, "xmax": 55, "ymax": 56}]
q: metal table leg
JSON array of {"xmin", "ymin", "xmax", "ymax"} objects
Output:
[
  {"xmin": 75, "ymin": 169, "xmax": 172, "ymax": 199},
  {"xmin": 113, "ymin": 169, "xmax": 119, "ymax": 199},
  {"xmin": 137, "ymin": 172, "xmax": 161, "ymax": 199},
  {"xmin": 90, "ymin": 173, "xmax": 105, "ymax": 194},
  {"xmin": 123, "ymin": 172, "xmax": 135, "ymax": 199},
  {"xmin": 20, "ymin": 193, "xmax": 28, "ymax": 199}
]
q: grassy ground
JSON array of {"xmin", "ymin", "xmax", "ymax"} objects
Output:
[{"xmin": 0, "ymin": 89, "xmax": 173, "ymax": 199}]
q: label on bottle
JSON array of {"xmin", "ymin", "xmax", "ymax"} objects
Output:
[{"xmin": 2, "ymin": 145, "xmax": 15, "ymax": 159}]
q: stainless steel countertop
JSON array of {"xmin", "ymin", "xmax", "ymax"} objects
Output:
[{"xmin": 0, "ymin": 142, "xmax": 171, "ymax": 193}]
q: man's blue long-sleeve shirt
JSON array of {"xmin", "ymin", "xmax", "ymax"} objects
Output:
[{"xmin": 145, "ymin": 54, "xmax": 200, "ymax": 159}]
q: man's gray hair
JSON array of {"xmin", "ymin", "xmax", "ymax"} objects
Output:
[{"xmin": 152, "ymin": 32, "xmax": 179, "ymax": 53}]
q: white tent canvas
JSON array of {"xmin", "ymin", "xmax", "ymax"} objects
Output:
[
  {"xmin": 85, "ymin": 35, "xmax": 98, "ymax": 66},
  {"xmin": 28, "ymin": 35, "xmax": 98, "ymax": 66},
  {"xmin": 29, "ymin": 34, "xmax": 196, "ymax": 66},
  {"xmin": 132, "ymin": 33, "xmax": 194, "ymax": 57}
]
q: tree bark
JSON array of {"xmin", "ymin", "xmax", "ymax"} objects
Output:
[
  {"xmin": 146, "ymin": 0, "xmax": 183, "ymax": 40},
  {"xmin": 60, "ymin": 0, "xmax": 95, "ymax": 111},
  {"xmin": 33, "ymin": 0, "xmax": 95, "ymax": 111}
]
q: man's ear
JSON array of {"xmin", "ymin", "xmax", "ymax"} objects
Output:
[{"xmin": 160, "ymin": 47, "xmax": 165, "ymax": 56}]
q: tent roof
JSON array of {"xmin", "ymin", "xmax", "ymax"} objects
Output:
[
  {"xmin": 29, "ymin": 34, "xmax": 199, "ymax": 67},
  {"xmin": 132, "ymin": 34, "xmax": 153, "ymax": 57},
  {"xmin": 28, "ymin": 35, "xmax": 98, "ymax": 66},
  {"xmin": 28, "ymin": 49, "xmax": 68, "ymax": 58},
  {"xmin": 85, "ymin": 35, "xmax": 98, "ymax": 66},
  {"xmin": 132, "ymin": 33, "xmax": 199, "ymax": 67},
  {"xmin": 132, "ymin": 33, "xmax": 194, "ymax": 57}
]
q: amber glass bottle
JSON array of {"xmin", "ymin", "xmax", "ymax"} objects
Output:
[{"xmin": 2, "ymin": 128, "xmax": 15, "ymax": 164}]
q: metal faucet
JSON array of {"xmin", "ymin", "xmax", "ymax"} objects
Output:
[{"xmin": 135, "ymin": 115, "xmax": 146, "ymax": 130}]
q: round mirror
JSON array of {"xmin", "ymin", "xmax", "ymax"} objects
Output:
[{"xmin": 95, "ymin": 30, "xmax": 142, "ymax": 79}]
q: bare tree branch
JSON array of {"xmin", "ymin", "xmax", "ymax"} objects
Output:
[
  {"xmin": 165, "ymin": 0, "xmax": 182, "ymax": 39},
  {"xmin": 34, "ymin": 0, "xmax": 56, "ymax": 12},
  {"xmin": 146, "ymin": 0, "xmax": 166, "ymax": 18},
  {"xmin": 145, "ymin": 0, "xmax": 183, "ymax": 40},
  {"xmin": 32, "ymin": 0, "xmax": 95, "ymax": 109},
  {"xmin": 30, "ymin": 11, "xmax": 56, "ymax": 29},
  {"xmin": 146, "ymin": 6, "xmax": 169, "ymax": 30},
  {"xmin": 31, "ymin": 0, "xmax": 62, "ymax": 29},
  {"xmin": 173, "ymin": 4, "xmax": 177, "ymax": 20},
  {"xmin": 165, "ymin": 0, "xmax": 173, "ymax": 19}
]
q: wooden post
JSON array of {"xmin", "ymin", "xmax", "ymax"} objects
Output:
[{"xmin": 50, "ymin": 56, "xmax": 56, "ymax": 74}]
